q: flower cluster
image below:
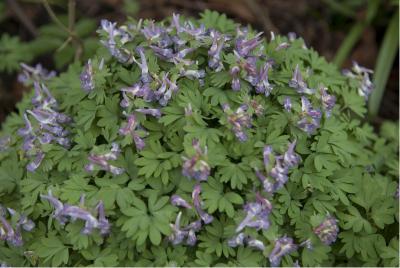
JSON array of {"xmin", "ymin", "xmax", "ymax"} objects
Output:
[
  {"xmin": 80, "ymin": 59, "xmax": 105, "ymax": 93},
  {"xmin": 18, "ymin": 72, "xmax": 72, "ymax": 172},
  {"xmin": 343, "ymin": 61, "xmax": 374, "ymax": 100},
  {"xmin": 85, "ymin": 143, "xmax": 125, "ymax": 175},
  {"xmin": 236, "ymin": 193, "xmax": 272, "ymax": 233},
  {"xmin": 313, "ymin": 215, "xmax": 339, "ymax": 245},
  {"xmin": 0, "ymin": 206, "xmax": 35, "ymax": 247},
  {"xmin": 182, "ymin": 139, "xmax": 210, "ymax": 181},
  {"xmin": 255, "ymin": 141, "xmax": 300, "ymax": 194},
  {"xmin": 268, "ymin": 236, "xmax": 298, "ymax": 267},
  {"xmin": 18, "ymin": 63, "xmax": 56, "ymax": 86},
  {"xmin": 40, "ymin": 191, "xmax": 110, "ymax": 235},
  {"xmin": 228, "ymin": 232, "xmax": 266, "ymax": 251},
  {"xmin": 222, "ymin": 103, "xmax": 253, "ymax": 142},
  {"xmin": 169, "ymin": 185, "xmax": 213, "ymax": 246}
]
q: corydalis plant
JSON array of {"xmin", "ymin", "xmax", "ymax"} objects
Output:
[{"xmin": 0, "ymin": 10, "xmax": 397, "ymax": 268}]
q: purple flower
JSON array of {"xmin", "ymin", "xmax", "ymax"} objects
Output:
[
  {"xmin": 269, "ymin": 236, "xmax": 298, "ymax": 267},
  {"xmin": 222, "ymin": 104, "xmax": 252, "ymax": 142},
  {"xmin": 269, "ymin": 156, "xmax": 289, "ymax": 191},
  {"xmin": 169, "ymin": 212, "xmax": 188, "ymax": 245},
  {"xmin": 283, "ymin": 97, "xmax": 292, "ymax": 112},
  {"xmin": 247, "ymin": 237, "xmax": 265, "ymax": 251},
  {"xmin": 186, "ymin": 229, "xmax": 197, "ymax": 246},
  {"xmin": 0, "ymin": 214, "xmax": 22, "ymax": 247},
  {"xmin": 297, "ymin": 96, "xmax": 322, "ymax": 134},
  {"xmin": 235, "ymin": 31, "xmax": 263, "ymax": 57},
  {"xmin": 263, "ymin": 145, "xmax": 273, "ymax": 169},
  {"xmin": 192, "ymin": 184, "xmax": 214, "ymax": 224},
  {"xmin": 313, "ymin": 215, "xmax": 339, "ymax": 245},
  {"xmin": 85, "ymin": 143, "xmax": 125, "ymax": 175},
  {"xmin": 135, "ymin": 47, "xmax": 152, "ymax": 83},
  {"xmin": 255, "ymin": 169, "xmax": 275, "ymax": 193},
  {"xmin": 208, "ymin": 30, "xmax": 226, "ymax": 71},
  {"xmin": 99, "ymin": 19, "xmax": 133, "ymax": 63},
  {"xmin": 26, "ymin": 152, "xmax": 45, "ymax": 172},
  {"xmin": 254, "ymin": 61, "xmax": 274, "ymax": 96},
  {"xmin": 119, "ymin": 113, "xmax": 146, "ymax": 151},
  {"xmin": 343, "ymin": 62, "xmax": 374, "ymax": 100},
  {"xmin": 135, "ymin": 108, "xmax": 162, "ymax": 118},
  {"xmin": 182, "ymin": 140, "xmax": 210, "ymax": 181},
  {"xmin": 288, "ymin": 64, "xmax": 315, "ymax": 94},
  {"xmin": 250, "ymin": 99, "xmax": 264, "ymax": 116},
  {"xmin": 236, "ymin": 194, "xmax": 272, "ymax": 233},
  {"xmin": 299, "ymin": 239, "xmax": 313, "ymax": 249},
  {"xmin": 230, "ymin": 66, "xmax": 241, "ymax": 91},
  {"xmin": 283, "ymin": 140, "xmax": 300, "ymax": 168},
  {"xmin": 18, "ymin": 63, "xmax": 56, "ymax": 85},
  {"xmin": 320, "ymin": 87, "xmax": 336, "ymax": 117},
  {"xmin": 40, "ymin": 191, "xmax": 110, "ymax": 235},
  {"xmin": 171, "ymin": 195, "xmax": 192, "ymax": 209},
  {"xmin": 228, "ymin": 232, "xmax": 246, "ymax": 247},
  {"xmin": 80, "ymin": 59, "xmax": 95, "ymax": 92}
]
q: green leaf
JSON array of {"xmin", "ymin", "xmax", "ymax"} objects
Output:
[{"xmin": 34, "ymin": 236, "xmax": 69, "ymax": 267}]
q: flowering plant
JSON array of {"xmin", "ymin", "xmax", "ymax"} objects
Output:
[{"xmin": 0, "ymin": 11, "xmax": 398, "ymax": 267}]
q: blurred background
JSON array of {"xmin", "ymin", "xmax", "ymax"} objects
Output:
[{"xmin": 0, "ymin": 0, "xmax": 398, "ymax": 127}]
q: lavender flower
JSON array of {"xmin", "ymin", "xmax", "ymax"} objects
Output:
[
  {"xmin": 80, "ymin": 59, "xmax": 95, "ymax": 92},
  {"xmin": 18, "ymin": 63, "xmax": 56, "ymax": 85},
  {"xmin": 283, "ymin": 140, "xmax": 300, "ymax": 168},
  {"xmin": 283, "ymin": 97, "xmax": 292, "ymax": 112},
  {"xmin": 119, "ymin": 113, "xmax": 146, "ymax": 150},
  {"xmin": 343, "ymin": 61, "xmax": 374, "ymax": 100},
  {"xmin": 192, "ymin": 184, "xmax": 214, "ymax": 224},
  {"xmin": 313, "ymin": 215, "xmax": 339, "ymax": 245},
  {"xmin": 85, "ymin": 143, "xmax": 125, "ymax": 175},
  {"xmin": 222, "ymin": 104, "xmax": 252, "ymax": 142},
  {"xmin": 135, "ymin": 108, "xmax": 162, "ymax": 118},
  {"xmin": 182, "ymin": 140, "xmax": 210, "ymax": 181},
  {"xmin": 227, "ymin": 232, "xmax": 246, "ymax": 247},
  {"xmin": 26, "ymin": 152, "xmax": 45, "ymax": 172},
  {"xmin": 269, "ymin": 156, "xmax": 289, "ymax": 191},
  {"xmin": 247, "ymin": 237, "xmax": 266, "ymax": 251},
  {"xmin": 169, "ymin": 212, "xmax": 187, "ymax": 245},
  {"xmin": 134, "ymin": 47, "xmax": 152, "ymax": 83},
  {"xmin": 254, "ymin": 61, "xmax": 274, "ymax": 96},
  {"xmin": 269, "ymin": 236, "xmax": 298, "ymax": 267},
  {"xmin": 288, "ymin": 64, "xmax": 315, "ymax": 94},
  {"xmin": 320, "ymin": 86, "xmax": 336, "ymax": 117},
  {"xmin": 0, "ymin": 214, "xmax": 22, "ymax": 247},
  {"xmin": 236, "ymin": 195, "xmax": 272, "ymax": 233},
  {"xmin": 208, "ymin": 30, "xmax": 226, "ymax": 71},
  {"xmin": 99, "ymin": 19, "xmax": 133, "ymax": 63},
  {"xmin": 171, "ymin": 195, "xmax": 192, "ymax": 209},
  {"xmin": 297, "ymin": 96, "xmax": 322, "ymax": 134},
  {"xmin": 230, "ymin": 66, "xmax": 241, "ymax": 91},
  {"xmin": 40, "ymin": 191, "xmax": 110, "ymax": 235},
  {"xmin": 235, "ymin": 31, "xmax": 263, "ymax": 57}
]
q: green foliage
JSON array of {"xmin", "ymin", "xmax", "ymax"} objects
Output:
[{"xmin": 0, "ymin": 11, "xmax": 398, "ymax": 267}]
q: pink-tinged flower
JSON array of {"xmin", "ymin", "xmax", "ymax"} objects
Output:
[
  {"xmin": 269, "ymin": 236, "xmax": 298, "ymax": 267},
  {"xmin": 85, "ymin": 143, "xmax": 125, "ymax": 175},
  {"xmin": 313, "ymin": 215, "xmax": 339, "ymax": 245},
  {"xmin": 320, "ymin": 86, "xmax": 336, "ymax": 117},
  {"xmin": 192, "ymin": 184, "xmax": 214, "ymax": 224},
  {"xmin": 182, "ymin": 140, "xmax": 210, "ymax": 181},
  {"xmin": 171, "ymin": 195, "xmax": 192, "ymax": 209},
  {"xmin": 288, "ymin": 64, "xmax": 315, "ymax": 94},
  {"xmin": 283, "ymin": 97, "xmax": 292, "ymax": 112},
  {"xmin": 250, "ymin": 99, "xmax": 264, "ymax": 116},
  {"xmin": 80, "ymin": 59, "xmax": 95, "ymax": 92}
]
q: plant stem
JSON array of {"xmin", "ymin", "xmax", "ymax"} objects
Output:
[{"xmin": 368, "ymin": 11, "xmax": 399, "ymax": 117}]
